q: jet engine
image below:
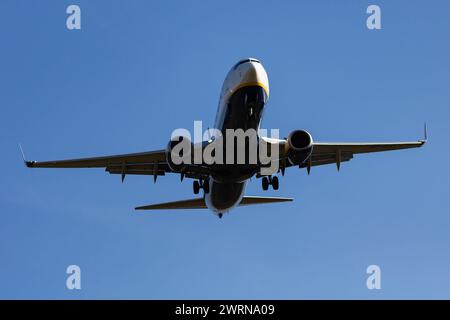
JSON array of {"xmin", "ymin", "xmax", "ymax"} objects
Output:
[
  {"xmin": 286, "ymin": 129, "xmax": 314, "ymax": 165},
  {"xmin": 166, "ymin": 136, "xmax": 193, "ymax": 172}
]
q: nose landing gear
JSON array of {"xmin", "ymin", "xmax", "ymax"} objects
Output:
[
  {"xmin": 261, "ymin": 176, "xmax": 279, "ymax": 191},
  {"xmin": 193, "ymin": 179, "xmax": 210, "ymax": 194}
]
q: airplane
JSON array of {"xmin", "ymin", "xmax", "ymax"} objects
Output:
[{"xmin": 22, "ymin": 58, "xmax": 427, "ymax": 218}]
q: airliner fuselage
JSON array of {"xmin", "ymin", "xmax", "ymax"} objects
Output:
[
  {"xmin": 205, "ymin": 58, "xmax": 270, "ymax": 216},
  {"xmin": 24, "ymin": 58, "xmax": 425, "ymax": 217}
]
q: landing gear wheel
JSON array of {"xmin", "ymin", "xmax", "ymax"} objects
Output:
[
  {"xmin": 262, "ymin": 177, "xmax": 269, "ymax": 191},
  {"xmin": 272, "ymin": 176, "xmax": 279, "ymax": 190},
  {"xmin": 203, "ymin": 179, "xmax": 210, "ymax": 194},
  {"xmin": 193, "ymin": 181, "xmax": 200, "ymax": 194}
]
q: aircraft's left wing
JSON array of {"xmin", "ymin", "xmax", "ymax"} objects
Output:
[
  {"xmin": 276, "ymin": 125, "xmax": 427, "ymax": 172},
  {"xmin": 311, "ymin": 140, "xmax": 426, "ymax": 155},
  {"xmin": 302, "ymin": 140, "xmax": 426, "ymax": 170}
]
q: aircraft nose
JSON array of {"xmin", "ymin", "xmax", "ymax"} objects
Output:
[
  {"xmin": 240, "ymin": 60, "xmax": 268, "ymax": 90},
  {"xmin": 238, "ymin": 59, "xmax": 258, "ymax": 76},
  {"xmin": 233, "ymin": 58, "xmax": 261, "ymax": 70},
  {"xmin": 226, "ymin": 58, "xmax": 270, "ymax": 97},
  {"xmin": 245, "ymin": 60, "xmax": 259, "ymax": 75}
]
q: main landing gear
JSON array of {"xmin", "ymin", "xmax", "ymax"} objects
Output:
[
  {"xmin": 261, "ymin": 176, "xmax": 279, "ymax": 191},
  {"xmin": 193, "ymin": 179, "xmax": 210, "ymax": 194}
]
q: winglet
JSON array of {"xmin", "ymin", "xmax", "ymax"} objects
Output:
[
  {"xmin": 424, "ymin": 122, "xmax": 428, "ymax": 141},
  {"xmin": 18, "ymin": 144, "xmax": 35, "ymax": 167},
  {"xmin": 419, "ymin": 122, "xmax": 428, "ymax": 144}
]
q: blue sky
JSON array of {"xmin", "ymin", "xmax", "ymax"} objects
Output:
[{"xmin": 1, "ymin": 0, "xmax": 449, "ymax": 299}]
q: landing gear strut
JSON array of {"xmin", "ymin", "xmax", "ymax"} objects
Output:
[
  {"xmin": 246, "ymin": 99, "xmax": 257, "ymax": 121},
  {"xmin": 193, "ymin": 179, "xmax": 210, "ymax": 194},
  {"xmin": 262, "ymin": 176, "xmax": 279, "ymax": 191}
]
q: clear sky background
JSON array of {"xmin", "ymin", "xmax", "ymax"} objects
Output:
[{"xmin": 1, "ymin": 0, "xmax": 449, "ymax": 299}]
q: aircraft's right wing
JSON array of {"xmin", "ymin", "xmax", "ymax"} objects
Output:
[
  {"xmin": 24, "ymin": 150, "xmax": 167, "ymax": 168},
  {"xmin": 23, "ymin": 146, "xmax": 214, "ymax": 182},
  {"xmin": 24, "ymin": 149, "xmax": 169, "ymax": 179}
]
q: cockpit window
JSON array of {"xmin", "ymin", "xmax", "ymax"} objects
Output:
[{"xmin": 233, "ymin": 58, "xmax": 260, "ymax": 69}]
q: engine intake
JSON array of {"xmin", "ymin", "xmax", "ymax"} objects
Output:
[
  {"xmin": 166, "ymin": 136, "xmax": 193, "ymax": 172},
  {"xmin": 287, "ymin": 129, "xmax": 313, "ymax": 165},
  {"xmin": 288, "ymin": 130, "xmax": 313, "ymax": 150}
]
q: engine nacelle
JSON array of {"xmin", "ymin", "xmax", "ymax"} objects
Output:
[
  {"xmin": 166, "ymin": 136, "xmax": 193, "ymax": 172},
  {"xmin": 287, "ymin": 129, "xmax": 314, "ymax": 165}
]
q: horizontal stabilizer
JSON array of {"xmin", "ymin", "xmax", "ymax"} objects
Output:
[
  {"xmin": 239, "ymin": 196, "xmax": 293, "ymax": 206},
  {"xmin": 135, "ymin": 198, "xmax": 206, "ymax": 210},
  {"xmin": 135, "ymin": 196, "xmax": 293, "ymax": 211}
]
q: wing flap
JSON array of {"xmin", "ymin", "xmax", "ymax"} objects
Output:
[{"xmin": 106, "ymin": 163, "xmax": 168, "ymax": 176}]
